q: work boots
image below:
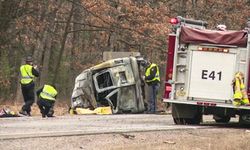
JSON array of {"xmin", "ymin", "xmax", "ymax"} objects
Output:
[{"xmin": 19, "ymin": 110, "xmax": 31, "ymax": 116}]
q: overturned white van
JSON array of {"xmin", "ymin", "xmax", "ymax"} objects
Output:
[{"xmin": 71, "ymin": 56, "xmax": 146, "ymax": 114}]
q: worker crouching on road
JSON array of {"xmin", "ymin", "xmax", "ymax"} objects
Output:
[
  {"xmin": 141, "ymin": 60, "xmax": 160, "ymax": 113},
  {"xmin": 232, "ymin": 72, "xmax": 249, "ymax": 106},
  {"xmin": 19, "ymin": 56, "xmax": 39, "ymax": 116},
  {"xmin": 36, "ymin": 84, "xmax": 58, "ymax": 118}
]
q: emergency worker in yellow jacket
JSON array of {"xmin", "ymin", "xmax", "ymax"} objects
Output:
[
  {"xmin": 233, "ymin": 72, "xmax": 249, "ymax": 106},
  {"xmin": 142, "ymin": 60, "xmax": 160, "ymax": 113},
  {"xmin": 36, "ymin": 84, "xmax": 58, "ymax": 118},
  {"xmin": 19, "ymin": 56, "xmax": 39, "ymax": 116}
]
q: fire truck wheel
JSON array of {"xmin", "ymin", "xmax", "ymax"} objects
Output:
[
  {"xmin": 213, "ymin": 115, "xmax": 230, "ymax": 123},
  {"xmin": 173, "ymin": 118, "xmax": 185, "ymax": 125},
  {"xmin": 173, "ymin": 114, "xmax": 202, "ymax": 125},
  {"xmin": 239, "ymin": 114, "xmax": 250, "ymax": 125},
  {"xmin": 185, "ymin": 113, "xmax": 202, "ymax": 125}
]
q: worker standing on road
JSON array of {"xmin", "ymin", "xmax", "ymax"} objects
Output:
[
  {"xmin": 36, "ymin": 84, "xmax": 58, "ymax": 118},
  {"xmin": 142, "ymin": 59, "xmax": 160, "ymax": 113},
  {"xmin": 19, "ymin": 56, "xmax": 39, "ymax": 116}
]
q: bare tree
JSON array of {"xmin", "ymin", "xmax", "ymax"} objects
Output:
[{"xmin": 52, "ymin": 2, "xmax": 74, "ymax": 85}]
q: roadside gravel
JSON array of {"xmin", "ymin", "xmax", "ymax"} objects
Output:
[{"xmin": 1, "ymin": 128, "xmax": 250, "ymax": 150}]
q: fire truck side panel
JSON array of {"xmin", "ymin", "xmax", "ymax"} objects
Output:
[
  {"xmin": 187, "ymin": 47, "xmax": 236, "ymax": 101},
  {"xmin": 163, "ymin": 16, "xmax": 250, "ymax": 125},
  {"xmin": 170, "ymin": 44, "xmax": 250, "ymax": 104},
  {"xmin": 164, "ymin": 34, "xmax": 176, "ymax": 99}
]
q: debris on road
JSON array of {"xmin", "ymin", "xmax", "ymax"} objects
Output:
[
  {"xmin": 0, "ymin": 108, "xmax": 19, "ymax": 117},
  {"xmin": 69, "ymin": 106, "xmax": 112, "ymax": 115},
  {"xmin": 120, "ymin": 133, "xmax": 135, "ymax": 139},
  {"xmin": 163, "ymin": 140, "xmax": 176, "ymax": 144}
]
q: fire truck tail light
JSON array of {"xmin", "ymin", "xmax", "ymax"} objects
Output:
[
  {"xmin": 198, "ymin": 47, "xmax": 229, "ymax": 53},
  {"xmin": 170, "ymin": 18, "xmax": 179, "ymax": 24},
  {"xmin": 223, "ymin": 49, "xmax": 229, "ymax": 53},
  {"xmin": 165, "ymin": 86, "xmax": 172, "ymax": 91},
  {"xmin": 168, "ymin": 73, "xmax": 172, "ymax": 78}
]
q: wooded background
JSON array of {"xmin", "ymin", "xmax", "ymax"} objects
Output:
[{"xmin": 0, "ymin": 0, "xmax": 249, "ymax": 103}]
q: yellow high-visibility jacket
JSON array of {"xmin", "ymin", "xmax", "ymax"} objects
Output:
[
  {"xmin": 20, "ymin": 64, "xmax": 34, "ymax": 84},
  {"xmin": 40, "ymin": 85, "xmax": 58, "ymax": 101},
  {"xmin": 233, "ymin": 72, "xmax": 249, "ymax": 105}
]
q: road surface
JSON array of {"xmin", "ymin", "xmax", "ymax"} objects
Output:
[{"xmin": 0, "ymin": 114, "xmax": 249, "ymax": 150}]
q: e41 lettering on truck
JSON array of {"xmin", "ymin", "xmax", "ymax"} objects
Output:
[{"xmin": 163, "ymin": 16, "xmax": 250, "ymax": 125}]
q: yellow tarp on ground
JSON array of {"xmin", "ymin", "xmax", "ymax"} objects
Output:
[
  {"xmin": 94, "ymin": 107, "xmax": 112, "ymax": 115},
  {"xmin": 70, "ymin": 107, "xmax": 112, "ymax": 115}
]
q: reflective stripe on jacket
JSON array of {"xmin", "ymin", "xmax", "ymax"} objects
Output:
[
  {"xmin": 234, "ymin": 77, "xmax": 243, "ymax": 99},
  {"xmin": 20, "ymin": 65, "xmax": 34, "ymax": 84},
  {"xmin": 145, "ymin": 63, "xmax": 160, "ymax": 83},
  {"xmin": 233, "ymin": 72, "xmax": 249, "ymax": 105},
  {"xmin": 40, "ymin": 85, "xmax": 58, "ymax": 101}
]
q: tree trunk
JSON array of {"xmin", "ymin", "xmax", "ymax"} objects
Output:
[
  {"xmin": 68, "ymin": 0, "xmax": 82, "ymax": 95},
  {"xmin": 179, "ymin": 0, "xmax": 187, "ymax": 17},
  {"xmin": 39, "ymin": 2, "xmax": 61, "ymax": 86},
  {"xmin": 52, "ymin": 3, "xmax": 74, "ymax": 85},
  {"xmin": 39, "ymin": 31, "xmax": 52, "ymax": 86}
]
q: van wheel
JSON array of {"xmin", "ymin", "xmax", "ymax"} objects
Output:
[{"xmin": 213, "ymin": 115, "xmax": 230, "ymax": 123}]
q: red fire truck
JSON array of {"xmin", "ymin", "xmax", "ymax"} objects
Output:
[{"xmin": 163, "ymin": 16, "xmax": 250, "ymax": 125}]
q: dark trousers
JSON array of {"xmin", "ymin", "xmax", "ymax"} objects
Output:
[
  {"xmin": 21, "ymin": 82, "xmax": 35, "ymax": 114},
  {"xmin": 148, "ymin": 83, "xmax": 160, "ymax": 113},
  {"xmin": 37, "ymin": 99, "xmax": 54, "ymax": 116}
]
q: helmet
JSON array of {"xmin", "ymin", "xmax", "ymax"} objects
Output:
[
  {"xmin": 25, "ymin": 56, "xmax": 33, "ymax": 62},
  {"xmin": 140, "ymin": 60, "xmax": 150, "ymax": 67},
  {"xmin": 216, "ymin": 24, "xmax": 227, "ymax": 31}
]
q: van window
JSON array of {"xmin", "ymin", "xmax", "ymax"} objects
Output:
[
  {"xmin": 119, "ymin": 71, "xmax": 127, "ymax": 84},
  {"xmin": 96, "ymin": 72, "xmax": 113, "ymax": 89}
]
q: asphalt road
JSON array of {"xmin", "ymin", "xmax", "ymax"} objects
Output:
[{"xmin": 0, "ymin": 114, "xmax": 240, "ymax": 140}]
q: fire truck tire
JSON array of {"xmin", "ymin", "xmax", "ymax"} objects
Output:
[
  {"xmin": 173, "ymin": 118, "xmax": 185, "ymax": 125},
  {"xmin": 213, "ymin": 115, "xmax": 230, "ymax": 123},
  {"xmin": 239, "ymin": 114, "xmax": 250, "ymax": 125},
  {"xmin": 173, "ymin": 114, "xmax": 202, "ymax": 125},
  {"xmin": 186, "ymin": 114, "xmax": 202, "ymax": 125}
]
